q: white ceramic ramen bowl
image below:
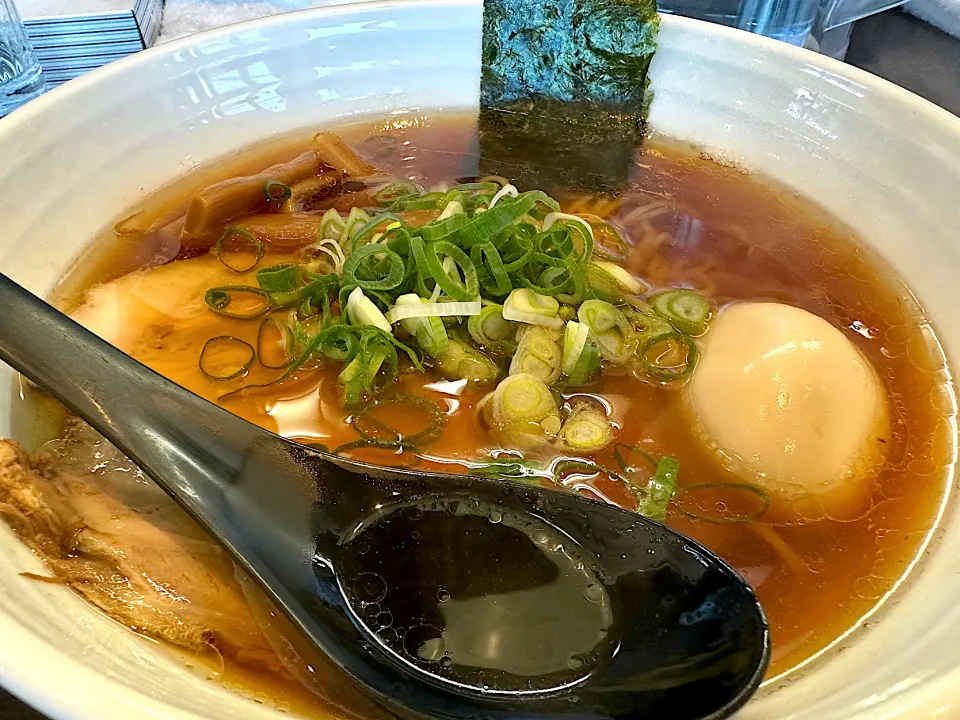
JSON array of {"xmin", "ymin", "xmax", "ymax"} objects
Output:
[{"xmin": 0, "ymin": 3, "xmax": 958, "ymax": 718}]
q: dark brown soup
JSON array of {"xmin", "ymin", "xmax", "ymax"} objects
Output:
[{"xmin": 15, "ymin": 113, "xmax": 952, "ymax": 716}]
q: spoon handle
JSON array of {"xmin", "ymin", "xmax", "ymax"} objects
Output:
[{"xmin": 0, "ymin": 272, "xmax": 282, "ymax": 545}]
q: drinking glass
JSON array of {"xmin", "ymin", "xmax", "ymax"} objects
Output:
[{"xmin": 0, "ymin": 0, "xmax": 45, "ymax": 117}]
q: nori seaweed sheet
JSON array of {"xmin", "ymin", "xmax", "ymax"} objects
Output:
[{"xmin": 479, "ymin": 0, "xmax": 659, "ymax": 193}]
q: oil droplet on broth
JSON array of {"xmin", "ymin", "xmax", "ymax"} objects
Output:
[
  {"xmin": 340, "ymin": 498, "xmax": 616, "ymax": 692},
  {"xmin": 352, "ymin": 572, "xmax": 388, "ymax": 604}
]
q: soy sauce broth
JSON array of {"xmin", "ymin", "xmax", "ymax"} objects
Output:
[{"xmin": 44, "ymin": 113, "xmax": 953, "ymax": 705}]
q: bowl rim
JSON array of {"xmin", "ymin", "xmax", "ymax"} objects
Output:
[{"xmin": 1, "ymin": 3, "xmax": 960, "ymax": 720}]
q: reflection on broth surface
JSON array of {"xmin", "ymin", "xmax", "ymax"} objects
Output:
[{"xmin": 5, "ymin": 113, "xmax": 952, "ymax": 716}]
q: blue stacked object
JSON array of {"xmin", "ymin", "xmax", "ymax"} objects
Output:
[{"xmin": 20, "ymin": 0, "xmax": 163, "ymax": 87}]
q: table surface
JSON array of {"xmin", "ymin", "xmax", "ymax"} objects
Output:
[{"xmin": 1, "ymin": 8, "xmax": 958, "ymax": 720}]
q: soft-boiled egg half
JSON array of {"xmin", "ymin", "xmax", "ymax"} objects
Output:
[{"xmin": 686, "ymin": 302, "xmax": 888, "ymax": 520}]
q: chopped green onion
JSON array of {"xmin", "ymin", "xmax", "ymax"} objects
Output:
[
  {"xmin": 675, "ymin": 483, "xmax": 771, "ymax": 524},
  {"xmin": 583, "ymin": 263, "xmax": 621, "ymax": 304},
  {"xmin": 353, "ymin": 394, "xmax": 445, "ymax": 446},
  {"xmin": 199, "ymin": 336, "xmax": 255, "ymax": 380},
  {"xmin": 513, "ymin": 190, "xmax": 560, "ymax": 219},
  {"xmin": 471, "ymin": 242, "xmax": 512, "ymax": 296},
  {"xmin": 578, "ymin": 299, "xmax": 620, "ymax": 333},
  {"xmin": 578, "ymin": 299, "xmax": 635, "ymax": 364},
  {"xmin": 391, "ymin": 294, "xmax": 450, "ymax": 357},
  {"xmin": 541, "ymin": 213, "xmax": 594, "ymax": 263},
  {"xmin": 346, "ymin": 287, "xmax": 392, "ymax": 333},
  {"xmin": 563, "ymin": 320, "xmax": 589, "ymax": 374},
  {"xmin": 497, "ymin": 226, "xmax": 536, "ymax": 274},
  {"xmin": 502, "ymin": 288, "xmax": 563, "ymax": 330},
  {"xmin": 613, "ymin": 443, "xmax": 658, "ymax": 476},
  {"xmin": 591, "ymin": 261, "xmax": 646, "ymax": 295},
  {"xmin": 417, "ymin": 211, "xmax": 469, "ymax": 243},
  {"xmin": 214, "ymin": 227, "xmax": 264, "ymax": 273},
  {"xmin": 582, "ymin": 215, "xmax": 629, "ymax": 261},
  {"xmin": 553, "ymin": 458, "xmax": 604, "ymax": 484},
  {"xmin": 521, "ymin": 254, "xmax": 585, "ymax": 302},
  {"xmin": 313, "ymin": 325, "xmax": 361, "ymax": 362},
  {"xmin": 318, "ymin": 208, "xmax": 346, "ymax": 241},
  {"xmin": 639, "ymin": 332, "xmax": 698, "ymax": 381},
  {"xmin": 424, "ymin": 240, "xmax": 480, "ymax": 302},
  {"xmin": 294, "ymin": 313, "xmax": 326, "ymax": 344},
  {"xmin": 557, "ymin": 403, "xmax": 615, "ymax": 454},
  {"xmin": 479, "ymin": 373, "xmax": 562, "ymax": 448},
  {"xmin": 450, "ymin": 182, "xmax": 500, "ymax": 195},
  {"xmin": 332, "ymin": 328, "xmax": 421, "ymax": 407},
  {"xmin": 256, "ymin": 263, "xmax": 301, "ymax": 294},
  {"xmin": 555, "ymin": 259, "xmax": 587, "ymax": 305},
  {"xmin": 204, "ymin": 286, "xmax": 272, "ymax": 319},
  {"xmin": 510, "ymin": 325, "xmax": 563, "ymax": 384},
  {"xmin": 257, "ymin": 316, "xmax": 295, "ymax": 369},
  {"xmin": 340, "ymin": 344, "xmax": 390, "ymax": 406},
  {"xmin": 437, "ymin": 336, "xmax": 500, "ymax": 384},
  {"xmin": 468, "ymin": 455, "xmax": 547, "ymax": 484},
  {"xmin": 342, "ymin": 243, "xmax": 405, "ymax": 292},
  {"xmin": 373, "ymin": 180, "xmax": 421, "ymax": 206},
  {"xmin": 562, "ymin": 320, "xmax": 601, "ymax": 385},
  {"xmin": 385, "ymin": 294, "xmax": 481, "ymax": 323},
  {"xmin": 636, "ymin": 456, "xmax": 680, "ymax": 520},
  {"xmin": 468, "ymin": 305, "xmax": 514, "ymax": 347},
  {"xmin": 623, "ymin": 307, "xmax": 675, "ymax": 345},
  {"xmin": 453, "ymin": 192, "xmax": 538, "ymax": 248},
  {"xmin": 333, "ymin": 437, "xmax": 410, "ymax": 454},
  {"xmin": 392, "ymin": 191, "xmax": 445, "ymax": 211},
  {"xmin": 263, "ymin": 180, "xmax": 292, "ymax": 203},
  {"xmin": 649, "ymin": 289, "xmax": 711, "ymax": 335},
  {"xmin": 340, "ymin": 207, "xmax": 373, "ymax": 252},
  {"xmin": 437, "ymin": 200, "xmax": 464, "ymax": 220}
]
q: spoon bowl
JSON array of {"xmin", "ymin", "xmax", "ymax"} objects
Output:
[{"xmin": 0, "ymin": 272, "xmax": 769, "ymax": 719}]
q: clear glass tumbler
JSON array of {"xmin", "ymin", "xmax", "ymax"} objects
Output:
[{"xmin": 0, "ymin": 0, "xmax": 45, "ymax": 117}]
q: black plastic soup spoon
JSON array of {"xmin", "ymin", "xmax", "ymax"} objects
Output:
[{"xmin": 0, "ymin": 272, "xmax": 769, "ymax": 719}]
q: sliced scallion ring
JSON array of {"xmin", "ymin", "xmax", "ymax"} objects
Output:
[
  {"xmin": 263, "ymin": 180, "xmax": 292, "ymax": 203},
  {"xmin": 541, "ymin": 213, "xmax": 594, "ymax": 263},
  {"xmin": 425, "ymin": 240, "xmax": 479, "ymax": 302},
  {"xmin": 649, "ymin": 289, "xmax": 711, "ymax": 335},
  {"xmin": 332, "ymin": 438, "xmax": 422, "ymax": 467},
  {"xmin": 373, "ymin": 180, "xmax": 421, "ymax": 206},
  {"xmin": 215, "ymin": 227, "xmax": 264, "ymax": 273},
  {"xmin": 390, "ymin": 294, "xmax": 451, "ymax": 357},
  {"xmin": 635, "ymin": 456, "xmax": 680, "ymax": 520},
  {"xmin": 257, "ymin": 316, "xmax": 295, "ymax": 369},
  {"xmin": 352, "ymin": 394, "xmax": 446, "ymax": 446},
  {"xmin": 204, "ymin": 286, "xmax": 272, "ymax": 319},
  {"xmin": 453, "ymin": 192, "xmax": 538, "ymax": 249},
  {"xmin": 639, "ymin": 332, "xmax": 698, "ymax": 381},
  {"xmin": 471, "ymin": 241, "xmax": 512, "ymax": 297},
  {"xmin": 502, "ymin": 288, "xmax": 563, "ymax": 330},
  {"xmin": 256, "ymin": 263, "xmax": 301, "ymax": 294},
  {"xmin": 318, "ymin": 208, "xmax": 346, "ymax": 241},
  {"xmin": 613, "ymin": 442, "xmax": 658, "ymax": 475},
  {"xmin": 676, "ymin": 482, "xmax": 771, "ymax": 524},
  {"xmin": 562, "ymin": 320, "xmax": 589, "ymax": 375},
  {"xmin": 392, "ymin": 191, "xmax": 445, "ymax": 211},
  {"xmin": 583, "ymin": 263, "xmax": 621, "ymax": 303},
  {"xmin": 581, "ymin": 215, "xmax": 628, "ymax": 261},
  {"xmin": 342, "ymin": 243, "xmax": 405, "ymax": 291},
  {"xmin": 199, "ymin": 336, "xmax": 255, "ymax": 380},
  {"xmin": 468, "ymin": 304, "xmax": 514, "ymax": 347}
]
